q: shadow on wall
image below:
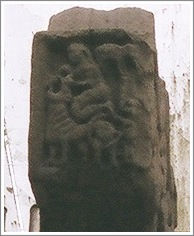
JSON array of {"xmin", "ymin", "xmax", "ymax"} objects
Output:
[
  {"xmin": 29, "ymin": 204, "xmax": 40, "ymax": 232},
  {"xmin": 4, "ymin": 207, "xmax": 7, "ymax": 231}
]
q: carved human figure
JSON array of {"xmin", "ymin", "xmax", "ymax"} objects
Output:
[
  {"xmin": 46, "ymin": 43, "xmax": 121, "ymax": 167},
  {"xmin": 66, "ymin": 43, "xmax": 115, "ymax": 124},
  {"xmin": 95, "ymin": 43, "xmax": 154, "ymax": 168},
  {"xmin": 44, "ymin": 49, "xmax": 121, "ymax": 169}
]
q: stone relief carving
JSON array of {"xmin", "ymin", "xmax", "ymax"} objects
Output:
[{"xmin": 29, "ymin": 29, "xmax": 177, "ymax": 232}]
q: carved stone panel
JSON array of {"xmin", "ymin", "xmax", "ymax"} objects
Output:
[{"xmin": 29, "ymin": 27, "xmax": 177, "ymax": 232}]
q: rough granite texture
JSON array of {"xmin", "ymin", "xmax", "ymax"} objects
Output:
[{"xmin": 29, "ymin": 7, "xmax": 177, "ymax": 232}]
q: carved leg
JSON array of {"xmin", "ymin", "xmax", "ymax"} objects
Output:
[
  {"xmin": 76, "ymin": 140, "xmax": 89, "ymax": 162},
  {"xmin": 92, "ymin": 139, "xmax": 103, "ymax": 167}
]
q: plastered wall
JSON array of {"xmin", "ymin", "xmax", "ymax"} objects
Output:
[{"xmin": 3, "ymin": 2, "xmax": 191, "ymax": 232}]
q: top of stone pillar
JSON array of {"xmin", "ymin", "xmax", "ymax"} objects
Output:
[{"xmin": 48, "ymin": 7, "xmax": 156, "ymax": 51}]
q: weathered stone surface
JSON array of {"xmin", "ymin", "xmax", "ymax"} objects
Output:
[
  {"xmin": 48, "ymin": 7, "xmax": 156, "ymax": 51},
  {"xmin": 29, "ymin": 7, "xmax": 177, "ymax": 232}
]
